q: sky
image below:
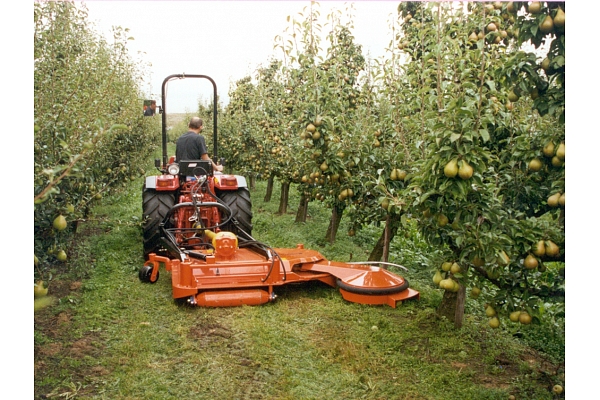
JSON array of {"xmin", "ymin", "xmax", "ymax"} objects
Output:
[{"xmin": 83, "ymin": 0, "xmax": 401, "ymax": 113}]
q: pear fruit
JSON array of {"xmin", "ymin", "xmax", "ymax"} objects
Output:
[
  {"xmin": 53, "ymin": 215, "xmax": 68, "ymax": 231},
  {"xmin": 541, "ymin": 57, "xmax": 551, "ymax": 72},
  {"xmin": 524, "ymin": 254, "xmax": 538, "ymax": 270},
  {"xmin": 444, "ymin": 159, "xmax": 459, "ymax": 178},
  {"xmin": 497, "ymin": 250, "xmax": 510, "ymax": 266},
  {"xmin": 519, "ymin": 312, "xmax": 532, "ymax": 325},
  {"xmin": 532, "ymin": 240, "xmax": 546, "ymax": 257},
  {"xmin": 555, "ymin": 142, "xmax": 565, "ymax": 161},
  {"xmin": 468, "ymin": 32, "xmax": 478, "ymax": 42},
  {"xmin": 458, "ymin": 161, "xmax": 474, "ymax": 180},
  {"xmin": 509, "ymin": 310, "xmax": 522, "ymax": 322},
  {"xmin": 451, "ymin": 280, "xmax": 460, "ymax": 293},
  {"xmin": 439, "ymin": 278, "xmax": 454, "ymax": 291},
  {"xmin": 57, "ymin": 250, "xmax": 68, "ymax": 262},
  {"xmin": 437, "ymin": 214, "xmax": 449, "ymax": 227},
  {"xmin": 441, "ymin": 262, "xmax": 452, "ymax": 272},
  {"xmin": 542, "ymin": 141, "xmax": 555, "ymax": 157},
  {"xmin": 433, "ymin": 270, "xmax": 443, "ymax": 285},
  {"xmin": 547, "ymin": 192, "xmax": 561, "ymax": 207},
  {"xmin": 545, "ymin": 240, "xmax": 560, "ymax": 257},
  {"xmin": 551, "ymin": 156, "xmax": 563, "ymax": 168},
  {"xmin": 528, "ymin": 158, "xmax": 543, "ymax": 172},
  {"xmin": 470, "ymin": 287, "xmax": 481, "ymax": 299},
  {"xmin": 34, "ymin": 281, "xmax": 48, "ymax": 298},
  {"xmin": 539, "ymin": 15, "xmax": 554, "ymax": 34},
  {"xmin": 489, "ymin": 317, "xmax": 500, "ymax": 329},
  {"xmin": 528, "ymin": 1, "xmax": 541, "ymax": 14},
  {"xmin": 381, "ymin": 198, "xmax": 390, "ymax": 210},
  {"xmin": 552, "ymin": 385, "xmax": 563, "ymax": 395},
  {"xmin": 485, "ymin": 305, "xmax": 496, "ymax": 317},
  {"xmin": 472, "ymin": 256, "xmax": 485, "ymax": 267},
  {"xmin": 450, "ymin": 262, "xmax": 462, "ymax": 274},
  {"xmin": 396, "ymin": 169, "xmax": 407, "ymax": 181},
  {"xmin": 553, "ymin": 8, "xmax": 565, "ymax": 29},
  {"xmin": 558, "ymin": 192, "xmax": 565, "ymax": 207}
]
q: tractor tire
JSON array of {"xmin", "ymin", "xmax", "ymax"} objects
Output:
[
  {"xmin": 218, "ymin": 188, "xmax": 253, "ymax": 237},
  {"xmin": 142, "ymin": 188, "xmax": 175, "ymax": 259}
]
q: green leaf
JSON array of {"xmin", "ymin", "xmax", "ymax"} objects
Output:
[
  {"xmin": 450, "ymin": 133, "xmax": 461, "ymax": 142},
  {"xmin": 479, "ymin": 128, "xmax": 490, "ymax": 143}
]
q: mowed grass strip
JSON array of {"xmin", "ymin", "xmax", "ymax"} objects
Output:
[{"xmin": 35, "ymin": 176, "xmax": 560, "ymax": 400}]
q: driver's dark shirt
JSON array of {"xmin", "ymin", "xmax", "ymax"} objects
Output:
[{"xmin": 175, "ymin": 131, "xmax": 208, "ymax": 161}]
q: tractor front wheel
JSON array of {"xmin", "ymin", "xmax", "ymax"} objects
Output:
[
  {"xmin": 142, "ymin": 188, "xmax": 175, "ymax": 259},
  {"xmin": 139, "ymin": 265, "xmax": 159, "ymax": 283}
]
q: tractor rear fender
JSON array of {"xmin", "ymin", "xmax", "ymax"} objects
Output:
[
  {"xmin": 214, "ymin": 174, "xmax": 247, "ymax": 191},
  {"xmin": 145, "ymin": 175, "xmax": 180, "ymax": 191}
]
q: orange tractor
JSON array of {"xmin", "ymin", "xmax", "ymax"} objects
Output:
[{"xmin": 139, "ymin": 74, "xmax": 419, "ymax": 307}]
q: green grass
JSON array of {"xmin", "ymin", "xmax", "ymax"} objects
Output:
[{"xmin": 34, "ymin": 174, "xmax": 564, "ymax": 400}]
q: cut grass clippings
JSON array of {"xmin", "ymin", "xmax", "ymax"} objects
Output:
[{"xmin": 34, "ymin": 175, "xmax": 564, "ymax": 399}]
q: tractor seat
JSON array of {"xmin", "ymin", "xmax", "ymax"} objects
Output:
[{"xmin": 179, "ymin": 160, "xmax": 213, "ymax": 177}]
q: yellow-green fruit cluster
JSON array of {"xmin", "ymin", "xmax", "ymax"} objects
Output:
[{"xmin": 443, "ymin": 159, "xmax": 473, "ymax": 180}]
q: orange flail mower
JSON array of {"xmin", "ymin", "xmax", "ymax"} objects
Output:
[{"xmin": 139, "ymin": 74, "xmax": 419, "ymax": 307}]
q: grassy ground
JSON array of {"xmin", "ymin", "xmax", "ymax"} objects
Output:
[{"xmin": 34, "ymin": 165, "xmax": 564, "ymax": 399}]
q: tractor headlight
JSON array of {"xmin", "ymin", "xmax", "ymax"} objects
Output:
[{"xmin": 167, "ymin": 163, "xmax": 180, "ymax": 175}]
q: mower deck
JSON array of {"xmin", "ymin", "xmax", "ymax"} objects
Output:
[{"xmin": 142, "ymin": 244, "xmax": 419, "ymax": 307}]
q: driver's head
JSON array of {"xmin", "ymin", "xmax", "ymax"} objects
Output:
[{"xmin": 189, "ymin": 117, "xmax": 203, "ymax": 130}]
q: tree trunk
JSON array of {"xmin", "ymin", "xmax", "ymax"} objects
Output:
[
  {"xmin": 248, "ymin": 174, "xmax": 256, "ymax": 190},
  {"xmin": 324, "ymin": 203, "xmax": 345, "ymax": 244},
  {"xmin": 437, "ymin": 284, "xmax": 466, "ymax": 328},
  {"xmin": 382, "ymin": 215, "xmax": 391, "ymax": 262},
  {"xmin": 277, "ymin": 182, "xmax": 290, "ymax": 215},
  {"xmin": 295, "ymin": 192, "xmax": 309, "ymax": 223},
  {"xmin": 368, "ymin": 213, "xmax": 401, "ymax": 262},
  {"xmin": 264, "ymin": 175, "xmax": 274, "ymax": 202}
]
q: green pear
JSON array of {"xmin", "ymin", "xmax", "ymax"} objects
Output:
[{"xmin": 444, "ymin": 159, "xmax": 458, "ymax": 178}]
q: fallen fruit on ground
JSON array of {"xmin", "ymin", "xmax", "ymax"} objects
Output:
[
  {"xmin": 34, "ymin": 281, "xmax": 48, "ymax": 298},
  {"xmin": 552, "ymin": 384, "xmax": 563, "ymax": 395}
]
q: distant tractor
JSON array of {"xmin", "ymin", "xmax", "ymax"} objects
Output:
[{"xmin": 139, "ymin": 74, "xmax": 419, "ymax": 307}]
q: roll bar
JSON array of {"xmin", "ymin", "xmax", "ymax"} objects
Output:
[{"xmin": 160, "ymin": 74, "xmax": 218, "ymax": 167}]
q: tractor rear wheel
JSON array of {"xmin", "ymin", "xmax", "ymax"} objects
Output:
[
  {"xmin": 142, "ymin": 188, "xmax": 175, "ymax": 259},
  {"xmin": 218, "ymin": 188, "xmax": 253, "ymax": 237}
]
